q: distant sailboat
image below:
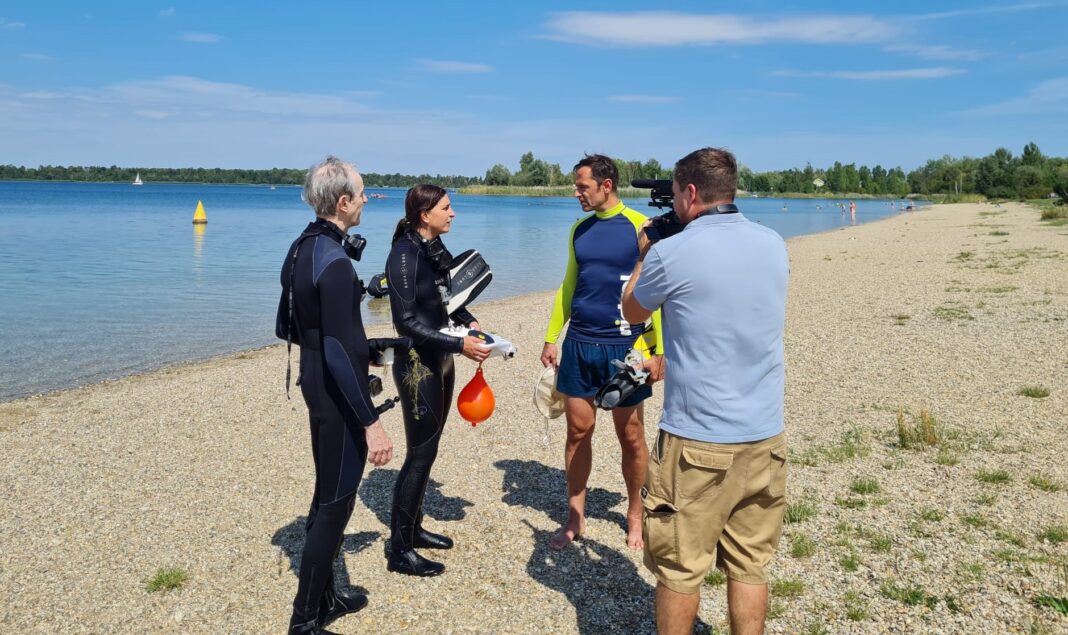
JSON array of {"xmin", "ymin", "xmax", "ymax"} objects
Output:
[{"xmin": 132, "ymin": 172, "xmax": 143, "ymax": 186}]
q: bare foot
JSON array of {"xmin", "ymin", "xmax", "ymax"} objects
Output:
[
  {"xmin": 626, "ymin": 514, "xmax": 644, "ymax": 550},
  {"xmin": 549, "ymin": 516, "xmax": 585, "ymax": 551}
]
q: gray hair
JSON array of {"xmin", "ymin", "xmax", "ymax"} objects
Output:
[{"xmin": 303, "ymin": 155, "xmax": 360, "ymax": 218}]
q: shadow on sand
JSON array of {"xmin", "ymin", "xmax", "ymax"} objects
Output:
[
  {"xmin": 497, "ymin": 460, "xmax": 711, "ymax": 634},
  {"xmin": 272, "ymin": 469, "xmax": 473, "ymax": 588},
  {"xmin": 494, "ymin": 458, "xmax": 627, "ymax": 529}
]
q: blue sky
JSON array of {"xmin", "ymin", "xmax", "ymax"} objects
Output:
[{"xmin": 2, "ymin": 1, "xmax": 1067, "ymax": 175}]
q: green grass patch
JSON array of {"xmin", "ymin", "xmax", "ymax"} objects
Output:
[
  {"xmin": 897, "ymin": 407, "xmax": 940, "ymax": 449},
  {"xmin": 995, "ymin": 529, "xmax": 1026, "ymax": 548},
  {"xmin": 844, "ymin": 590, "xmax": 869, "ymax": 621},
  {"xmin": 791, "ymin": 533, "xmax": 815, "ymax": 558},
  {"xmin": 960, "ymin": 562, "xmax": 985, "ymax": 581},
  {"xmin": 919, "ymin": 508, "xmax": 945, "ymax": 522},
  {"xmin": 1029, "ymin": 474, "xmax": 1063, "ymax": 493},
  {"xmin": 989, "ymin": 230, "xmax": 1010, "ymax": 236},
  {"xmin": 784, "ymin": 500, "xmax": 818, "ymax": 524},
  {"xmin": 962, "ymin": 513, "xmax": 990, "ymax": 529},
  {"xmin": 850, "ymin": 477, "xmax": 881, "ymax": 494},
  {"xmin": 891, "ymin": 313, "xmax": 911, "ymax": 325},
  {"xmin": 979, "ymin": 285, "xmax": 1018, "ymax": 293},
  {"xmin": 794, "ymin": 426, "xmax": 869, "ymax": 467},
  {"xmin": 976, "ymin": 469, "xmax": 1012, "ymax": 485},
  {"xmin": 880, "ymin": 580, "xmax": 936, "ymax": 607},
  {"xmin": 840, "ymin": 551, "xmax": 861, "ymax": 572},
  {"xmin": 934, "ymin": 303, "xmax": 976, "ymax": 321},
  {"xmin": 944, "ymin": 595, "xmax": 962, "ymax": 613},
  {"xmin": 1038, "ymin": 525, "xmax": 1067, "ymax": 544},
  {"xmin": 771, "ymin": 578, "xmax": 806, "ymax": 598},
  {"xmin": 1018, "ymin": 386, "xmax": 1051, "ymax": 398},
  {"xmin": 836, "ymin": 496, "xmax": 868, "ymax": 510},
  {"xmin": 975, "ymin": 492, "xmax": 998, "ymax": 506},
  {"xmin": 704, "ymin": 568, "xmax": 727, "ymax": 586},
  {"xmin": 993, "ymin": 548, "xmax": 1024, "ymax": 563},
  {"xmin": 954, "ymin": 251, "xmax": 974, "ymax": 262},
  {"xmin": 868, "ymin": 534, "xmax": 893, "ymax": 553},
  {"xmin": 1033, "ymin": 595, "xmax": 1068, "ymax": 616},
  {"xmin": 935, "ymin": 449, "xmax": 959, "ymax": 466},
  {"xmin": 146, "ymin": 566, "xmax": 189, "ymax": 593}
]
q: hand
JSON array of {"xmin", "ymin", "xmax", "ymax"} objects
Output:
[
  {"xmin": 365, "ymin": 421, "xmax": 393, "ymax": 466},
  {"xmin": 643, "ymin": 355, "xmax": 665, "ymax": 384},
  {"xmin": 637, "ymin": 220, "xmax": 653, "ymax": 255},
  {"xmin": 368, "ymin": 337, "xmax": 412, "ymax": 366},
  {"xmin": 462, "ymin": 336, "xmax": 491, "ymax": 363},
  {"xmin": 468, "ymin": 321, "xmax": 481, "ymax": 332},
  {"xmin": 540, "ymin": 342, "xmax": 557, "ymax": 369}
]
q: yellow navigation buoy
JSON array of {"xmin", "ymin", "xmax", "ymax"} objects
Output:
[{"xmin": 192, "ymin": 200, "xmax": 207, "ymax": 224}]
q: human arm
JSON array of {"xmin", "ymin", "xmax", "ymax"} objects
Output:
[
  {"xmin": 544, "ymin": 223, "xmax": 579, "ymax": 345},
  {"xmin": 386, "ymin": 242, "xmax": 465, "ymax": 354},
  {"xmin": 317, "ymin": 257, "xmax": 381, "ymax": 427},
  {"xmin": 621, "ymin": 227, "xmax": 655, "ymax": 325}
]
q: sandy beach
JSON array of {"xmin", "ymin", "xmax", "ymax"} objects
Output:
[{"xmin": 1, "ymin": 202, "xmax": 1065, "ymax": 633}]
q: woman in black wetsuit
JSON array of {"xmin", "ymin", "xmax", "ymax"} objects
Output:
[
  {"xmin": 385, "ymin": 184, "xmax": 490, "ymax": 576},
  {"xmin": 276, "ymin": 157, "xmax": 396, "ymax": 634}
]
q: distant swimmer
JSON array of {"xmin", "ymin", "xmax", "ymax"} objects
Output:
[{"xmin": 781, "ymin": 204, "xmax": 788, "ymax": 211}]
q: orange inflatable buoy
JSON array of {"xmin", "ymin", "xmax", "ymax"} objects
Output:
[{"xmin": 457, "ymin": 366, "xmax": 495, "ymax": 426}]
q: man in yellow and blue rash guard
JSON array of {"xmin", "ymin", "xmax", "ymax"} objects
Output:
[{"xmin": 540, "ymin": 153, "xmax": 664, "ymax": 552}]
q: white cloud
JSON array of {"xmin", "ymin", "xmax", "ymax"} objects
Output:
[
  {"xmin": 1, "ymin": 18, "xmax": 26, "ymax": 29},
  {"xmin": 915, "ymin": 3, "xmax": 1061, "ymax": 20},
  {"xmin": 20, "ymin": 90, "xmax": 65, "ymax": 99},
  {"xmin": 19, "ymin": 53, "xmax": 50, "ymax": 62},
  {"xmin": 179, "ymin": 32, "xmax": 222, "ymax": 44},
  {"xmin": 104, "ymin": 76, "xmax": 372, "ymax": 118},
  {"xmin": 884, "ymin": 43, "xmax": 985, "ymax": 61},
  {"xmin": 159, "ymin": 8, "xmax": 175, "ymax": 18},
  {"xmin": 773, "ymin": 67, "xmax": 965, "ymax": 80},
  {"xmin": 964, "ymin": 77, "xmax": 1068, "ymax": 116},
  {"xmin": 542, "ymin": 11, "xmax": 901, "ymax": 47},
  {"xmin": 415, "ymin": 59, "xmax": 493, "ymax": 73},
  {"xmin": 607, "ymin": 95, "xmax": 678, "ymax": 104}
]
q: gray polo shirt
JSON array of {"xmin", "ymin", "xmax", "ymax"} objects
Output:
[{"xmin": 633, "ymin": 211, "xmax": 788, "ymax": 443}]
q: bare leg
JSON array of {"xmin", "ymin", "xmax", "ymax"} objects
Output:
[
  {"xmin": 655, "ymin": 583, "xmax": 699, "ymax": 635},
  {"xmin": 727, "ymin": 579, "xmax": 768, "ymax": 635},
  {"xmin": 611, "ymin": 403, "xmax": 646, "ymax": 549},
  {"xmin": 550, "ymin": 396, "xmax": 596, "ymax": 550}
]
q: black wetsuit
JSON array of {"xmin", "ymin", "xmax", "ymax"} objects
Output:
[
  {"xmin": 276, "ymin": 219, "xmax": 378, "ymax": 624},
  {"xmin": 385, "ymin": 232, "xmax": 476, "ymax": 552}
]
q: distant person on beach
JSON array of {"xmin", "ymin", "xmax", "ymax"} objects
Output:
[
  {"xmin": 849, "ymin": 200, "xmax": 857, "ymax": 224},
  {"xmin": 276, "ymin": 156, "xmax": 396, "ymax": 634},
  {"xmin": 384, "ymin": 184, "xmax": 490, "ymax": 577},
  {"xmin": 621, "ymin": 147, "xmax": 789, "ymax": 635},
  {"xmin": 540, "ymin": 153, "xmax": 664, "ymax": 551}
]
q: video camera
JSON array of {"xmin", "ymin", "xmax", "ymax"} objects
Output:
[{"xmin": 631, "ymin": 179, "xmax": 684, "ymax": 241}]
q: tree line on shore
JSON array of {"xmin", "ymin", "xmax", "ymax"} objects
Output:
[
  {"xmin": 0, "ymin": 165, "xmax": 482, "ymax": 189},
  {"xmin": 2, "ymin": 142, "xmax": 1065, "ymax": 201}
]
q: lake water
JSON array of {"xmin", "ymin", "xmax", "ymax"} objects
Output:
[{"xmin": 0, "ymin": 181, "xmax": 908, "ymax": 400}]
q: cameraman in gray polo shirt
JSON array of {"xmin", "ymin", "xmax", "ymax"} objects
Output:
[{"xmin": 621, "ymin": 147, "xmax": 789, "ymax": 635}]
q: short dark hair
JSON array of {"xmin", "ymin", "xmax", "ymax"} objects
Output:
[
  {"xmin": 674, "ymin": 147, "xmax": 737, "ymax": 203},
  {"xmin": 573, "ymin": 153, "xmax": 618, "ymax": 192}
]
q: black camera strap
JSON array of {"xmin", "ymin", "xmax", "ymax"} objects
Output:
[{"xmin": 693, "ymin": 204, "xmax": 739, "ymax": 220}]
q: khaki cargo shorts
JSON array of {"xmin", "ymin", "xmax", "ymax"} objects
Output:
[{"xmin": 642, "ymin": 430, "xmax": 787, "ymax": 593}]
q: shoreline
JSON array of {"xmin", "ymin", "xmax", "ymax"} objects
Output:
[
  {"xmin": 1, "ymin": 205, "xmax": 914, "ymax": 405},
  {"xmin": 2, "ymin": 201, "xmax": 1066, "ymax": 633}
]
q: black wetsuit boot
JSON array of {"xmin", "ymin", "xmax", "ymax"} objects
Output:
[
  {"xmin": 414, "ymin": 512, "xmax": 454, "ymax": 550},
  {"xmin": 387, "ymin": 506, "xmax": 445, "ymax": 577}
]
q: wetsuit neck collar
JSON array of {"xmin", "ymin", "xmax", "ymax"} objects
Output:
[{"xmin": 594, "ymin": 200, "xmax": 626, "ymax": 220}]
